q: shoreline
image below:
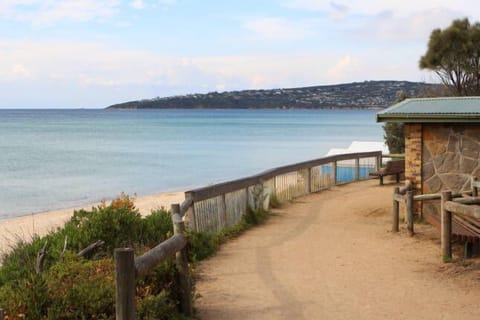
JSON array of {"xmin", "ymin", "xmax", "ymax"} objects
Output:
[{"xmin": 0, "ymin": 191, "xmax": 185, "ymax": 255}]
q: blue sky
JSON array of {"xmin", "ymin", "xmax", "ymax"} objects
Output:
[{"xmin": 1, "ymin": 0, "xmax": 479, "ymax": 108}]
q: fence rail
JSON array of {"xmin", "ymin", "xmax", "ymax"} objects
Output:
[
  {"xmin": 182, "ymin": 151, "xmax": 382, "ymax": 233},
  {"xmin": 115, "ymin": 205, "xmax": 192, "ymax": 320},
  {"xmin": 114, "ymin": 151, "xmax": 383, "ymax": 319},
  {"xmin": 393, "ymin": 177, "xmax": 480, "ymax": 262}
]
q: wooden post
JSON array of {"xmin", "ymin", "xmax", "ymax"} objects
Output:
[
  {"xmin": 221, "ymin": 194, "xmax": 227, "ymax": 228},
  {"xmin": 441, "ymin": 191, "xmax": 453, "ymax": 262},
  {"xmin": 185, "ymin": 193, "xmax": 197, "ymax": 232},
  {"xmin": 307, "ymin": 168, "xmax": 312, "ymax": 194},
  {"xmin": 472, "ymin": 177, "xmax": 478, "ymax": 197},
  {"xmin": 273, "ymin": 176, "xmax": 277, "ymax": 199},
  {"xmin": 406, "ymin": 190, "xmax": 414, "ymax": 236},
  {"xmin": 393, "ymin": 187, "xmax": 400, "ymax": 232},
  {"xmin": 355, "ymin": 158, "xmax": 360, "ymax": 181},
  {"xmin": 376, "ymin": 154, "xmax": 382, "ymax": 172},
  {"xmin": 0, "ymin": 308, "xmax": 4, "ymax": 320},
  {"xmin": 115, "ymin": 248, "xmax": 136, "ymax": 320},
  {"xmin": 332, "ymin": 161, "xmax": 337, "ymax": 185},
  {"xmin": 171, "ymin": 205, "xmax": 193, "ymax": 317}
]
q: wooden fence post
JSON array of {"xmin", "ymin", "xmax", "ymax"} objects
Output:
[
  {"xmin": 307, "ymin": 167, "xmax": 312, "ymax": 194},
  {"xmin": 406, "ymin": 190, "xmax": 414, "ymax": 236},
  {"xmin": 115, "ymin": 248, "xmax": 136, "ymax": 320},
  {"xmin": 441, "ymin": 191, "xmax": 453, "ymax": 262},
  {"xmin": 376, "ymin": 154, "xmax": 382, "ymax": 172},
  {"xmin": 355, "ymin": 157, "xmax": 360, "ymax": 181},
  {"xmin": 221, "ymin": 194, "xmax": 227, "ymax": 228},
  {"xmin": 185, "ymin": 192, "xmax": 197, "ymax": 232},
  {"xmin": 332, "ymin": 161, "xmax": 337, "ymax": 185},
  {"xmin": 171, "ymin": 205, "xmax": 193, "ymax": 317},
  {"xmin": 393, "ymin": 187, "xmax": 400, "ymax": 232}
]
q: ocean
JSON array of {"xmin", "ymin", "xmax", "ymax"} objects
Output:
[{"xmin": 0, "ymin": 109, "xmax": 383, "ymax": 218}]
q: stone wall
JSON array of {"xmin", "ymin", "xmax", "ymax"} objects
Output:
[
  {"xmin": 422, "ymin": 124, "xmax": 480, "ymax": 217},
  {"xmin": 423, "ymin": 124, "xmax": 480, "ymax": 193}
]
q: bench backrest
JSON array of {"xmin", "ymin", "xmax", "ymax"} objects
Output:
[{"xmin": 385, "ymin": 159, "xmax": 405, "ymax": 172}]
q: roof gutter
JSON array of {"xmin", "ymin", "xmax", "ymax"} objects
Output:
[{"xmin": 376, "ymin": 113, "xmax": 480, "ymax": 123}]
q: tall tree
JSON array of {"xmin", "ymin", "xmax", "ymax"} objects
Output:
[{"xmin": 419, "ymin": 18, "xmax": 480, "ymax": 96}]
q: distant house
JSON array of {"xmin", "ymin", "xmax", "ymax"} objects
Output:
[{"xmin": 376, "ymin": 97, "xmax": 480, "ymax": 224}]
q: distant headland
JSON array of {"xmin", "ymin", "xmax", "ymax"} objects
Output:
[{"xmin": 106, "ymin": 80, "xmax": 440, "ymax": 110}]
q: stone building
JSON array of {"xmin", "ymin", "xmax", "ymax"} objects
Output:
[{"xmin": 377, "ymin": 97, "xmax": 480, "ymax": 222}]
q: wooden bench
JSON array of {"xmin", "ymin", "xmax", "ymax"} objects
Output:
[{"xmin": 369, "ymin": 159, "xmax": 404, "ymax": 185}]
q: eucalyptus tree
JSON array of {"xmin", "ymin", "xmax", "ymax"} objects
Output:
[{"xmin": 419, "ymin": 18, "xmax": 480, "ymax": 96}]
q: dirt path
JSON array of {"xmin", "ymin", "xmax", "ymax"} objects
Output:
[{"xmin": 195, "ymin": 180, "xmax": 480, "ymax": 320}]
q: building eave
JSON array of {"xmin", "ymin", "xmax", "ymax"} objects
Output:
[{"xmin": 376, "ymin": 113, "xmax": 480, "ymax": 123}]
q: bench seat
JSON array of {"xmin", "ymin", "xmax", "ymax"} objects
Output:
[{"xmin": 369, "ymin": 159, "xmax": 405, "ymax": 185}]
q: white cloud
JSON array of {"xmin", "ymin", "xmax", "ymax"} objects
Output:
[
  {"xmin": 327, "ymin": 55, "xmax": 354, "ymax": 82},
  {"xmin": 130, "ymin": 0, "xmax": 146, "ymax": 10},
  {"xmin": 285, "ymin": 0, "xmax": 479, "ymax": 17},
  {"xmin": 360, "ymin": 7, "xmax": 464, "ymax": 42},
  {"xmin": 243, "ymin": 17, "xmax": 313, "ymax": 41},
  {"xmin": 11, "ymin": 64, "xmax": 32, "ymax": 79},
  {"xmin": 0, "ymin": 39, "xmax": 429, "ymax": 107},
  {"xmin": 0, "ymin": 0, "xmax": 120, "ymax": 25}
]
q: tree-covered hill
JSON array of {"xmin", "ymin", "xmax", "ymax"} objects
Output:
[{"xmin": 107, "ymin": 80, "xmax": 440, "ymax": 110}]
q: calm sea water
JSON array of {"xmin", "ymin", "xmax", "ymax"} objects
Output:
[{"xmin": 0, "ymin": 109, "xmax": 383, "ymax": 218}]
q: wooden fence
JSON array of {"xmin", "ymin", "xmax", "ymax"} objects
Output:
[
  {"xmin": 115, "ymin": 204, "xmax": 192, "ymax": 320},
  {"xmin": 114, "ymin": 151, "xmax": 382, "ymax": 319},
  {"xmin": 441, "ymin": 188, "xmax": 480, "ymax": 262},
  {"xmin": 393, "ymin": 177, "xmax": 480, "ymax": 262},
  {"xmin": 181, "ymin": 151, "xmax": 382, "ymax": 233}
]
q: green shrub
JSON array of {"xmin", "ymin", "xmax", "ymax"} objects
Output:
[
  {"xmin": 268, "ymin": 194, "xmax": 282, "ymax": 208},
  {"xmin": 0, "ymin": 273, "xmax": 49, "ymax": 320},
  {"xmin": 0, "ymin": 236, "xmax": 44, "ymax": 286},
  {"xmin": 141, "ymin": 208, "xmax": 173, "ymax": 247},
  {"xmin": 0, "ymin": 254, "xmax": 115, "ymax": 320},
  {"xmin": 45, "ymin": 254, "xmax": 115, "ymax": 319},
  {"xmin": 187, "ymin": 231, "xmax": 220, "ymax": 262},
  {"xmin": 0, "ymin": 194, "xmax": 272, "ymax": 319},
  {"xmin": 243, "ymin": 207, "xmax": 269, "ymax": 226},
  {"xmin": 137, "ymin": 290, "xmax": 191, "ymax": 320},
  {"xmin": 61, "ymin": 194, "xmax": 143, "ymax": 253}
]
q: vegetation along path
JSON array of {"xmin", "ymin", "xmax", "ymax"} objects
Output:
[{"xmin": 195, "ymin": 179, "xmax": 480, "ymax": 320}]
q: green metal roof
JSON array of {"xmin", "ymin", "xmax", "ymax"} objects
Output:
[{"xmin": 377, "ymin": 97, "xmax": 480, "ymax": 123}]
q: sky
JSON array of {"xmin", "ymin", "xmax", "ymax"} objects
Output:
[{"xmin": 1, "ymin": 0, "xmax": 479, "ymax": 108}]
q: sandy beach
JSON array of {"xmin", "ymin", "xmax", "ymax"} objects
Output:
[{"xmin": 0, "ymin": 191, "xmax": 185, "ymax": 255}]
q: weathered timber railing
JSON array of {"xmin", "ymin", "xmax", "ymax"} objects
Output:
[
  {"xmin": 393, "ymin": 177, "xmax": 480, "ymax": 262},
  {"xmin": 441, "ymin": 189, "xmax": 480, "ymax": 262},
  {"xmin": 180, "ymin": 151, "xmax": 382, "ymax": 233},
  {"xmin": 114, "ymin": 151, "xmax": 382, "ymax": 319},
  {"xmin": 392, "ymin": 178, "xmax": 479, "ymax": 237},
  {"xmin": 115, "ymin": 204, "xmax": 192, "ymax": 320}
]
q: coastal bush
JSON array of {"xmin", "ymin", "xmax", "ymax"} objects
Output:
[
  {"xmin": 141, "ymin": 208, "xmax": 174, "ymax": 247},
  {"xmin": 61, "ymin": 193, "xmax": 143, "ymax": 253},
  {"xmin": 0, "ymin": 195, "xmax": 190, "ymax": 319},
  {"xmin": 0, "ymin": 273, "xmax": 49, "ymax": 319},
  {"xmin": 269, "ymin": 194, "xmax": 282, "ymax": 208},
  {"xmin": 45, "ymin": 254, "xmax": 115, "ymax": 319},
  {"xmin": 0, "ymin": 194, "xmax": 272, "ymax": 319}
]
